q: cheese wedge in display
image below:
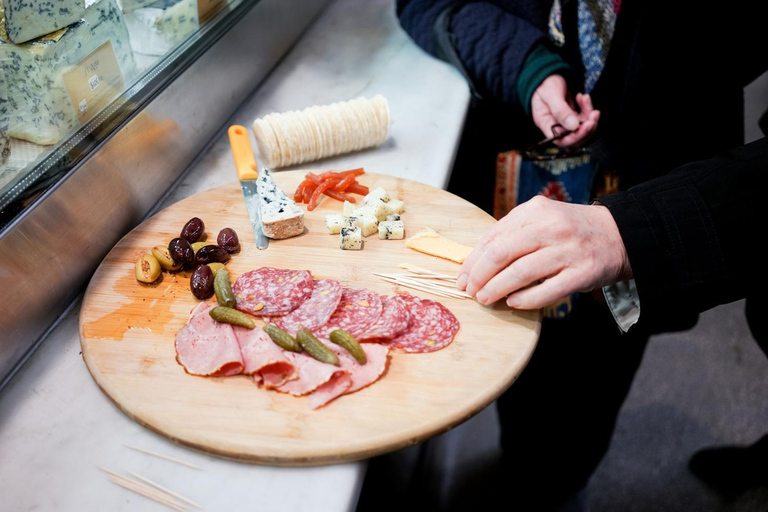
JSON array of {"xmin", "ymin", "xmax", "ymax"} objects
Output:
[{"xmin": 405, "ymin": 228, "xmax": 473, "ymax": 264}]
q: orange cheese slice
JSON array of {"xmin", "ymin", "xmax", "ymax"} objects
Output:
[{"xmin": 404, "ymin": 228, "xmax": 474, "ymax": 264}]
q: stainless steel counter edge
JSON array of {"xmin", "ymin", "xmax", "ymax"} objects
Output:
[{"xmin": 0, "ymin": 0, "xmax": 332, "ymax": 387}]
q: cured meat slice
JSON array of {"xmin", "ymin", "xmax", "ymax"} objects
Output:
[
  {"xmin": 232, "ymin": 267, "xmax": 314, "ymax": 316},
  {"xmin": 387, "ymin": 295, "xmax": 459, "ymax": 353},
  {"xmin": 175, "ymin": 303, "xmax": 244, "ymax": 376},
  {"xmin": 358, "ymin": 295, "xmax": 410, "ymax": 341},
  {"xmin": 316, "ymin": 288, "xmax": 383, "ymax": 339},
  {"xmin": 232, "ymin": 325, "xmax": 297, "ymax": 388},
  {"xmin": 275, "ymin": 351, "xmax": 351, "ymax": 398},
  {"xmin": 331, "ymin": 343, "xmax": 390, "ymax": 393},
  {"xmin": 273, "ymin": 279, "xmax": 343, "ymax": 336}
]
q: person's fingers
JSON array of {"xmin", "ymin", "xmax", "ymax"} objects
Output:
[
  {"xmin": 462, "ymin": 228, "xmax": 541, "ymax": 298},
  {"xmin": 541, "ymin": 92, "xmax": 580, "ymax": 132},
  {"xmin": 505, "ymin": 269, "xmax": 582, "ymax": 309},
  {"xmin": 474, "ymin": 249, "xmax": 564, "ymax": 305},
  {"xmin": 554, "ymin": 110, "xmax": 600, "ymax": 147},
  {"xmin": 575, "ymin": 93, "xmax": 594, "ymax": 115}
]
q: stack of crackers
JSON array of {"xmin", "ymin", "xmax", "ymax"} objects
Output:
[{"xmin": 252, "ymin": 95, "xmax": 390, "ymax": 169}]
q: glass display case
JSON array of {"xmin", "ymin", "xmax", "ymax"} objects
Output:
[{"xmin": 0, "ymin": 0, "xmax": 331, "ymax": 385}]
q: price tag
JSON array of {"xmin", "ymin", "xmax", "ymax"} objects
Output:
[
  {"xmin": 63, "ymin": 40, "xmax": 125, "ymax": 125},
  {"xmin": 198, "ymin": 0, "xmax": 226, "ymax": 23}
]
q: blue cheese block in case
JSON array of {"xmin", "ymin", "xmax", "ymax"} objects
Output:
[
  {"xmin": 0, "ymin": 0, "xmax": 86, "ymax": 44},
  {"xmin": 0, "ymin": 0, "xmax": 136, "ymax": 145},
  {"xmin": 126, "ymin": 0, "xmax": 198, "ymax": 56},
  {"xmin": 0, "ymin": 69, "xmax": 9, "ymax": 168}
]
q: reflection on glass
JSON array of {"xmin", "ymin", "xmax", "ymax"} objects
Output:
[{"xmin": 0, "ymin": 0, "xmax": 229, "ymax": 219}]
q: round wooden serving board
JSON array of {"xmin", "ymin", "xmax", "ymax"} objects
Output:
[{"xmin": 80, "ymin": 171, "xmax": 541, "ymax": 466}]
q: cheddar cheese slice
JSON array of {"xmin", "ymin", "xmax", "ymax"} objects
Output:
[{"xmin": 404, "ymin": 228, "xmax": 473, "ymax": 264}]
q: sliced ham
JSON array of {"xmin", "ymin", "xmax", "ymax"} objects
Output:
[
  {"xmin": 273, "ymin": 279, "xmax": 343, "ymax": 336},
  {"xmin": 332, "ymin": 343, "xmax": 390, "ymax": 394},
  {"xmin": 175, "ymin": 302, "xmax": 244, "ymax": 376},
  {"xmin": 232, "ymin": 325, "xmax": 297, "ymax": 388}
]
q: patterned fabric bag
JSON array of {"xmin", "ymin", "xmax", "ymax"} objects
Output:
[{"xmin": 494, "ymin": 146, "xmax": 597, "ymax": 318}]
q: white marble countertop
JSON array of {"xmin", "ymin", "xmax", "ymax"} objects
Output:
[{"xmin": 0, "ymin": 0, "xmax": 470, "ymax": 511}]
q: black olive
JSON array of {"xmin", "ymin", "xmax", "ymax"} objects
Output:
[
  {"xmin": 195, "ymin": 244, "xmax": 231, "ymax": 265},
  {"xmin": 217, "ymin": 228, "xmax": 240, "ymax": 253},
  {"xmin": 180, "ymin": 217, "xmax": 205, "ymax": 243},
  {"xmin": 168, "ymin": 237, "xmax": 194, "ymax": 265},
  {"xmin": 190, "ymin": 264, "xmax": 214, "ymax": 300}
]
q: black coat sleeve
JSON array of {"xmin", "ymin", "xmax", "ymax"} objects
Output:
[
  {"xmin": 598, "ymin": 137, "xmax": 768, "ymax": 329},
  {"xmin": 396, "ymin": 0, "xmax": 551, "ymax": 109}
]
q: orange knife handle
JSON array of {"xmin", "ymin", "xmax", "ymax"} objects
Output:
[{"xmin": 228, "ymin": 125, "xmax": 259, "ymax": 181}]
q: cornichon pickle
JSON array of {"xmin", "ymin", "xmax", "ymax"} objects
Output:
[
  {"xmin": 209, "ymin": 306, "xmax": 255, "ymax": 329},
  {"xmin": 135, "ymin": 254, "xmax": 161, "ymax": 283},
  {"xmin": 263, "ymin": 324, "xmax": 301, "ymax": 352},
  {"xmin": 213, "ymin": 269, "xmax": 236, "ymax": 308},
  {"xmin": 151, "ymin": 245, "xmax": 182, "ymax": 271},
  {"xmin": 329, "ymin": 329, "xmax": 367, "ymax": 364},
  {"xmin": 296, "ymin": 329, "xmax": 339, "ymax": 366}
]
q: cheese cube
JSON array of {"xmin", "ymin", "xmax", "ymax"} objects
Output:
[
  {"xmin": 378, "ymin": 220, "xmax": 405, "ymax": 240},
  {"xmin": 342, "ymin": 200, "xmax": 356, "ymax": 216},
  {"xmin": 365, "ymin": 199, "xmax": 394, "ymax": 222},
  {"xmin": 325, "ymin": 213, "xmax": 345, "ymax": 235},
  {"xmin": 346, "ymin": 214, "xmax": 378, "ymax": 237},
  {"xmin": 388, "ymin": 198, "xmax": 405, "ymax": 214},
  {"xmin": 340, "ymin": 226, "xmax": 363, "ymax": 250},
  {"xmin": 364, "ymin": 186, "xmax": 390, "ymax": 204},
  {"xmin": 386, "ymin": 214, "xmax": 400, "ymax": 221}
]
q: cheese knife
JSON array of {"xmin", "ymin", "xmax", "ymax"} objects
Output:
[{"xmin": 228, "ymin": 125, "xmax": 269, "ymax": 250}]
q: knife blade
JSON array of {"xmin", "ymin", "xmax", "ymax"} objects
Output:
[{"xmin": 228, "ymin": 125, "xmax": 269, "ymax": 250}]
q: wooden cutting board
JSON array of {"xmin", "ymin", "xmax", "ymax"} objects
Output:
[{"xmin": 79, "ymin": 171, "xmax": 540, "ymax": 466}]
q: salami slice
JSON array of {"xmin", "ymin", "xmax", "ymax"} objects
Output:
[
  {"xmin": 387, "ymin": 295, "xmax": 459, "ymax": 353},
  {"xmin": 358, "ymin": 295, "xmax": 410, "ymax": 341},
  {"xmin": 273, "ymin": 279, "xmax": 343, "ymax": 336},
  {"xmin": 232, "ymin": 267, "xmax": 313, "ymax": 316},
  {"xmin": 316, "ymin": 288, "xmax": 383, "ymax": 339}
]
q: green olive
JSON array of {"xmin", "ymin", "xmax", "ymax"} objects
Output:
[
  {"xmin": 151, "ymin": 245, "xmax": 182, "ymax": 271},
  {"xmin": 135, "ymin": 254, "xmax": 161, "ymax": 283},
  {"xmin": 191, "ymin": 241, "xmax": 207, "ymax": 254},
  {"xmin": 207, "ymin": 262, "xmax": 226, "ymax": 277}
]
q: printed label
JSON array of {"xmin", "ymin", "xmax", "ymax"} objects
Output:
[
  {"xmin": 63, "ymin": 41, "xmax": 125, "ymax": 125},
  {"xmin": 198, "ymin": 0, "xmax": 226, "ymax": 23}
]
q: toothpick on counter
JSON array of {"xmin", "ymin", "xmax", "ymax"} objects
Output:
[
  {"xmin": 123, "ymin": 444, "xmax": 201, "ymax": 470},
  {"xmin": 98, "ymin": 466, "xmax": 189, "ymax": 511}
]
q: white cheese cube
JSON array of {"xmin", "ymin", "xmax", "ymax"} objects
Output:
[
  {"xmin": 340, "ymin": 226, "xmax": 363, "ymax": 250},
  {"xmin": 386, "ymin": 214, "xmax": 400, "ymax": 221},
  {"xmin": 388, "ymin": 199, "xmax": 405, "ymax": 214},
  {"xmin": 342, "ymin": 200, "xmax": 356, "ymax": 216},
  {"xmin": 325, "ymin": 213, "xmax": 345, "ymax": 235},
  {"xmin": 364, "ymin": 186, "xmax": 390, "ymax": 204},
  {"xmin": 346, "ymin": 214, "xmax": 378, "ymax": 237},
  {"xmin": 365, "ymin": 199, "xmax": 394, "ymax": 222},
  {"xmin": 378, "ymin": 220, "xmax": 405, "ymax": 240}
]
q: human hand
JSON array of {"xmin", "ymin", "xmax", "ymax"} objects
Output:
[
  {"xmin": 530, "ymin": 74, "xmax": 600, "ymax": 148},
  {"xmin": 457, "ymin": 196, "xmax": 631, "ymax": 309}
]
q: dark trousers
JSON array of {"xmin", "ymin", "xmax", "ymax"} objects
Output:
[{"xmin": 496, "ymin": 295, "xmax": 649, "ymax": 509}]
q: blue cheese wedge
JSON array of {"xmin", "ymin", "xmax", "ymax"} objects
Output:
[
  {"xmin": 1, "ymin": 0, "xmax": 86, "ymax": 44},
  {"xmin": 0, "ymin": 0, "xmax": 136, "ymax": 145},
  {"xmin": 378, "ymin": 220, "xmax": 404, "ymax": 240},
  {"xmin": 0, "ymin": 69, "xmax": 9, "ymax": 167},
  {"xmin": 256, "ymin": 168, "xmax": 304, "ymax": 239},
  {"xmin": 339, "ymin": 226, "xmax": 362, "ymax": 250}
]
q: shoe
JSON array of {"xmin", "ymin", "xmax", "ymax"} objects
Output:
[{"xmin": 688, "ymin": 434, "xmax": 768, "ymax": 494}]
